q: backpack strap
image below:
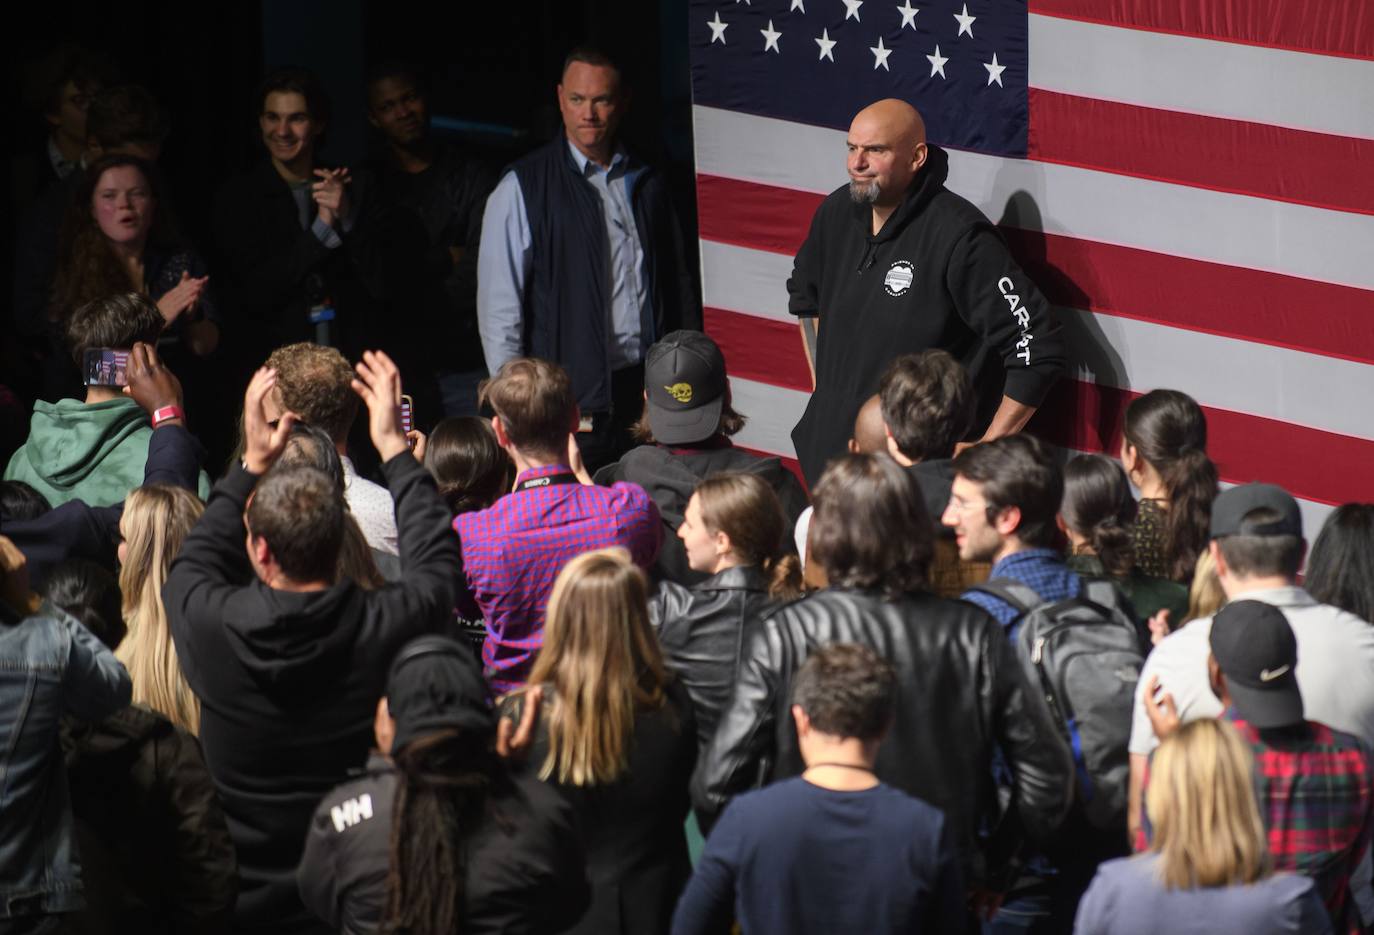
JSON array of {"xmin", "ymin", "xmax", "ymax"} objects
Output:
[{"xmin": 968, "ymin": 578, "xmax": 1046, "ymax": 615}]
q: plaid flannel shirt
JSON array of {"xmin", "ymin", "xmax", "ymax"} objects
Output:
[
  {"xmin": 1141, "ymin": 713, "xmax": 1374, "ymax": 934},
  {"xmin": 1231, "ymin": 713, "xmax": 1374, "ymax": 935},
  {"xmin": 453, "ymin": 464, "xmax": 661, "ymax": 693}
]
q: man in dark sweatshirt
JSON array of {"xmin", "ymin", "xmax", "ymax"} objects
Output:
[
  {"xmin": 164, "ymin": 350, "xmax": 459, "ymax": 934},
  {"xmin": 787, "ymin": 98, "xmax": 1066, "ymax": 487}
]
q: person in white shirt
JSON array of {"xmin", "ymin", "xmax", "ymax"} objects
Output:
[
  {"xmin": 261, "ymin": 342, "xmax": 399, "ymax": 555},
  {"xmin": 1128, "ymin": 483, "xmax": 1374, "ymax": 847}
]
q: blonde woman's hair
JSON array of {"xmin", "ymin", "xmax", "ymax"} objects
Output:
[
  {"xmin": 1186, "ymin": 548, "xmax": 1226, "ymax": 622},
  {"xmin": 118, "ymin": 484, "xmax": 204, "ymax": 734},
  {"xmin": 525, "ymin": 548, "xmax": 671, "ymax": 786},
  {"xmin": 1147, "ymin": 718, "xmax": 1272, "ymax": 890}
]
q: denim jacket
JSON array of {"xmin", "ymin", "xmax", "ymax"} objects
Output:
[{"xmin": 0, "ymin": 601, "xmax": 131, "ymax": 919}]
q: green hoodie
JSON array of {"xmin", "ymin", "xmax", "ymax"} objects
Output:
[{"xmin": 4, "ymin": 397, "xmax": 211, "ymax": 507}]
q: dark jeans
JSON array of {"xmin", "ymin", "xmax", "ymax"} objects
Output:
[{"xmin": 574, "ymin": 363, "xmax": 644, "ymax": 475}]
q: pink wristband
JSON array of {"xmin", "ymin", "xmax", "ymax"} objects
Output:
[{"xmin": 152, "ymin": 405, "xmax": 185, "ymax": 428}]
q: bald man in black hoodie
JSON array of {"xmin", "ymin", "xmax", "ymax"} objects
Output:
[
  {"xmin": 787, "ymin": 99, "xmax": 1066, "ymax": 487},
  {"xmin": 164, "ymin": 351, "xmax": 459, "ymax": 935}
]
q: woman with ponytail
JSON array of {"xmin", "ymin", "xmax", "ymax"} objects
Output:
[
  {"xmin": 1121, "ymin": 389, "xmax": 1219, "ymax": 584},
  {"xmin": 651, "ymin": 472, "xmax": 802, "ymax": 757},
  {"xmin": 502, "ymin": 549, "xmax": 695, "ymax": 935},
  {"xmin": 1060, "ymin": 454, "xmax": 1187, "ymax": 634},
  {"xmin": 297, "ymin": 635, "xmax": 588, "ymax": 935}
]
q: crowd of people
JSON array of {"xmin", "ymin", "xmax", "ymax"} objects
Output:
[{"xmin": 4, "ymin": 43, "xmax": 1373, "ymax": 935}]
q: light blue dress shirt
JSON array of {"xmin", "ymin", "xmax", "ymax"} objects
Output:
[{"xmin": 477, "ymin": 139, "xmax": 650, "ymax": 380}]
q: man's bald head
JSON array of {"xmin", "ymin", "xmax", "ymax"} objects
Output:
[
  {"xmin": 847, "ymin": 99, "xmax": 928, "ymax": 208},
  {"xmin": 848, "ymin": 394, "xmax": 889, "ymax": 455},
  {"xmin": 852, "ymin": 99, "xmax": 925, "ymax": 147}
]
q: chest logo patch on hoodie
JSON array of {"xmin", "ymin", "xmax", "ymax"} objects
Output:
[{"xmin": 884, "ymin": 261, "xmax": 915, "ymax": 296}]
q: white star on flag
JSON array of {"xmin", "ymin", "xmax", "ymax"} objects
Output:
[
  {"xmin": 815, "ymin": 28, "xmax": 837, "ymax": 61},
  {"xmin": 954, "ymin": 3, "xmax": 976, "ymax": 37},
  {"xmin": 842, "ymin": 0, "xmax": 863, "ymax": 22},
  {"xmin": 897, "ymin": 1, "xmax": 919, "ymax": 29},
  {"xmin": 984, "ymin": 52, "xmax": 1006, "ymax": 86},
  {"xmin": 790, "ymin": 0, "xmax": 806, "ymax": 10},
  {"xmin": 870, "ymin": 35, "xmax": 893, "ymax": 70},
  {"xmin": 926, "ymin": 43, "xmax": 948, "ymax": 78},
  {"xmin": 761, "ymin": 19, "xmax": 782, "ymax": 52},
  {"xmin": 707, "ymin": 11, "xmax": 728, "ymax": 44}
]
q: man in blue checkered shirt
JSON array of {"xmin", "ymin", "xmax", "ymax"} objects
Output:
[{"xmin": 941, "ymin": 434, "xmax": 1093, "ymax": 933}]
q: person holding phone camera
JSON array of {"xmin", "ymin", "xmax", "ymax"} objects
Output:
[{"xmin": 4, "ymin": 293, "xmax": 210, "ymax": 508}]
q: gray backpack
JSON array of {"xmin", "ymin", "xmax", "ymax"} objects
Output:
[{"xmin": 970, "ymin": 577, "xmax": 1143, "ymax": 831}]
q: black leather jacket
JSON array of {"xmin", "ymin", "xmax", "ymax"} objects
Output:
[
  {"xmin": 649, "ymin": 566, "xmax": 780, "ymax": 755},
  {"xmin": 690, "ymin": 587, "xmax": 1074, "ymax": 886}
]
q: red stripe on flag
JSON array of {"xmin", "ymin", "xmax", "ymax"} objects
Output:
[
  {"xmin": 705, "ymin": 307, "xmax": 813, "ymax": 392},
  {"xmin": 1003, "ymin": 230, "xmax": 1374, "ymax": 366},
  {"xmin": 1028, "ymin": 89, "xmax": 1374, "ymax": 217},
  {"xmin": 1029, "ymin": 0, "xmax": 1374, "ymax": 61},
  {"xmin": 696, "ymin": 174, "xmax": 821, "ymax": 255},
  {"xmin": 710, "ymin": 309, "xmax": 1374, "ymax": 507},
  {"xmin": 698, "ymin": 175, "xmax": 1374, "ymax": 365}
]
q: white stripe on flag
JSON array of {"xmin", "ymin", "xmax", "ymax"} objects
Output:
[
  {"xmin": 1028, "ymin": 13, "xmax": 1374, "ymax": 140},
  {"xmin": 706, "ymin": 240, "xmax": 1374, "ymax": 441},
  {"xmin": 692, "ymin": 105, "xmax": 1374, "ymax": 290}
]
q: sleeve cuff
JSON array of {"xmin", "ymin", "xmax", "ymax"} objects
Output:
[
  {"xmin": 311, "ymin": 216, "xmax": 343, "ymax": 249},
  {"xmin": 1002, "ymin": 368, "xmax": 1060, "ymax": 408}
]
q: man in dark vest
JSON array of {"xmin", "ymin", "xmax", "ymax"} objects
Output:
[{"xmin": 476, "ymin": 47, "xmax": 698, "ymax": 472}]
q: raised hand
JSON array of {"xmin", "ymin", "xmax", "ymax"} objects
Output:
[
  {"xmin": 351, "ymin": 350, "xmax": 409, "ymax": 462},
  {"xmin": 312, "ymin": 167, "xmax": 352, "ymax": 228},
  {"xmin": 407, "ymin": 429, "xmax": 427, "ymax": 463},
  {"xmin": 122, "ymin": 342, "xmax": 183, "ymax": 421},
  {"xmin": 156, "ymin": 270, "xmax": 209, "ymax": 325},
  {"xmin": 243, "ymin": 367, "xmax": 298, "ymax": 475},
  {"xmin": 0, "ymin": 536, "xmax": 41, "ymax": 619},
  {"xmin": 1144, "ymin": 674, "xmax": 1181, "ymax": 741},
  {"xmin": 1147, "ymin": 609, "xmax": 1172, "ymax": 647}
]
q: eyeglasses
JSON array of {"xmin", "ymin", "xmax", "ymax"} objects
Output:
[{"xmin": 946, "ymin": 494, "xmax": 988, "ymax": 514}]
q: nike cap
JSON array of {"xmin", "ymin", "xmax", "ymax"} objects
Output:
[
  {"xmin": 644, "ymin": 330, "xmax": 728, "ymax": 446},
  {"xmin": 1209, "ymin": 600, "xmax": 1304, "ymax": 729}
]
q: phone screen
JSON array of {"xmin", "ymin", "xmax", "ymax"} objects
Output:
[
  {"xmin": 83, "ymin": 348, "xmax": 130, "ymax": 387},
  {"xmin": 400, "ymin": 395, "xmax": 414, "ymax": 436}
]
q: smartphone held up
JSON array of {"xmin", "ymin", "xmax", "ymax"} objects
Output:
[{"xmin": 84, "ymin": 348, "xmax": 130, "ymax": 387}]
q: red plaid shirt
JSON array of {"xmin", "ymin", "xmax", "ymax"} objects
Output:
[
  {"xmin": 1142, "ymin": 713, "xmax": 1374, "ymax": 934},
  {"xmin": 453, "ymin": 465, "xmax": 661, "ymax": 693},
  {"xmin": 1229, "ymin": 713, "xmax": 1374, "ymax": 935}
]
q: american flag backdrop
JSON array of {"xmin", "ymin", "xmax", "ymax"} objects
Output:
[{"xmin": 687, "ymin": 0, "xmax": 1374, "ymax": 533}]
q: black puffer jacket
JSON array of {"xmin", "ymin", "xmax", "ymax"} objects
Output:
[
  {"xmin": 649, "ymin": 566, "xmax": 780, "ymax": 756},
  {"xmin": 690, "ymin": 587, "xmax": 1074, "ymax": 887}
]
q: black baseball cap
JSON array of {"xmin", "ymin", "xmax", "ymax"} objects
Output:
[
  {"xmin": 1209, "ymin": 600, "xmax": 1303, "ymax": 729},
  {"xmin": 1210, "ymin": 483, "xmax": 1303, "ymax": 539},
  {"xmin": 644, "ymin": 330, "xmax": 728, "ymax": 445},
  {"xmin": 386, "ymin": 635, "xmax": 492, "ymax": 754}
]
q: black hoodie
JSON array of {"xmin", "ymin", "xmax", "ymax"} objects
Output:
[
  {"xmin": 163, "ymin": 453, "xmax": 460, "ymax": 934},
  {"xmin": 594, "ymin": 441, "xmax": 809, "ymax": 585},
  {"xmin": 786, "ymin": 145, "xmax": 1066, "ymax": 486}
]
